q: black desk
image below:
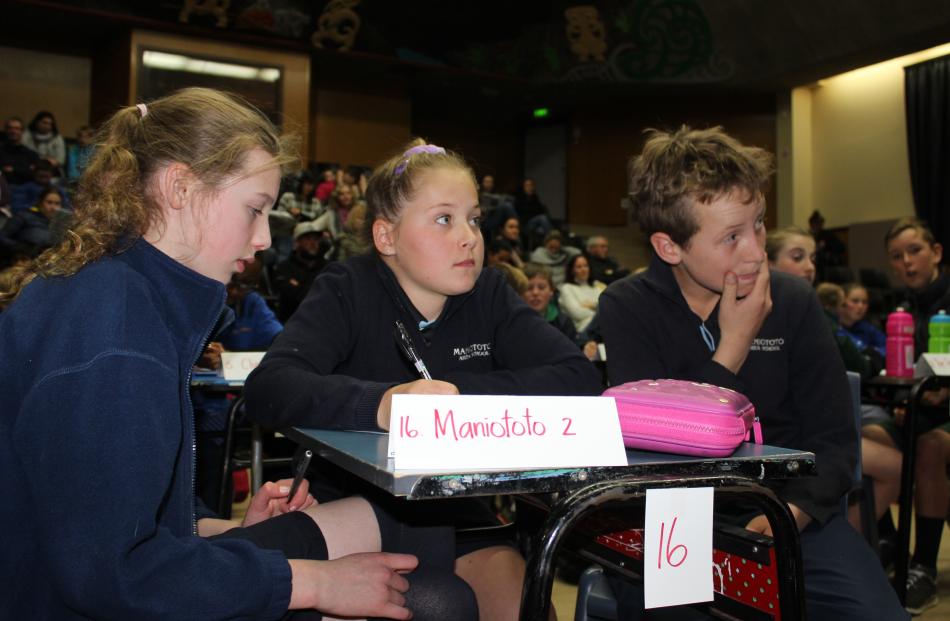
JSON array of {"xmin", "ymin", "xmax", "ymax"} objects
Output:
[
  {"xmin": 863, "ymin": 374, "xmax": 947, "ymax": 604},
  {"xmin": 284, "ymin": 428, "xmax": 815, "ymax": 621}
]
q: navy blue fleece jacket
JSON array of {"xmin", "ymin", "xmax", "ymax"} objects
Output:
[{"xmin": 0, "ymin": 240, "xmax": 291, "ymax": 620}]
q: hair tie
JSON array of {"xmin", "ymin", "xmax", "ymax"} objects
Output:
[
  {"xmin": 136, "ymin": 103, "xmax": 148, "ymax": 118},
  {"xmin": 394, "ymin": 144, "xmax": 445, "ymax": 176}
]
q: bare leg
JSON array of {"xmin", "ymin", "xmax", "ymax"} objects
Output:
[
  {"xmin": 302, "ymin": 496, "xmax": 381, "ymax": 559},
  {"xmin": 455, "ymin": 545, "xmax": 557, "ymax": 621},
  {"xmin": 861, "ymin": 436, "xmax": 903, "ymax": 520},
  {"xmin": 301, "ymin": 497, "xmax": 381, "ymax": 621}
]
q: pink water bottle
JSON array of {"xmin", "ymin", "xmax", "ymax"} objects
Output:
[{"xmin": 886, "ymin": 307, "xmax": 915, "ymax": 377}]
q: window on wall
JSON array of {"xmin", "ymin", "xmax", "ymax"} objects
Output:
[{"xmin": 136, "ymin": 48, "xmax": 283, "ymax": 126}]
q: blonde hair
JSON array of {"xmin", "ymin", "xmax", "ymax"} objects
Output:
[
  {"xmin": 765, "ymin": 226, "xmax": 813, "ymax": 262},
  {"xmin": 361, "ymin": 138, "xmax": 476, "ymax": 248},
  {"xmin": 1, "ymin": 88, "xmax": 298, "ymax": 303},
  {"xmin": 816, "ymin": 282, "xmax": 845, "ymax": 312}
]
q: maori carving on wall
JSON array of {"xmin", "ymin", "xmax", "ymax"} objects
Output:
[
  {"xmin": 565, "ymin": 6, "xmax": 608, "ymax": 63},
  {"xmin": 311, "ymin": 0, "xmax": 362, "ymax": 52},
  {"xmin": 179, "ymin": 0, "xmax": 231, "ymax": 28}
]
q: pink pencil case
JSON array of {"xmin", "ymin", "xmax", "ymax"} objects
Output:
[{"xmin": 604, "ymin": 379, "xmax": 762, "ymax": 457}]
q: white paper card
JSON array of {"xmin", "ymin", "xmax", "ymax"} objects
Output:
[
  {"xmin": 915, "ymin": 353, "xmax": 950, "ymax": 377},
  {"xmin": 387, "ymin": 394, "xmax": 626, "ymax": 471},
  {"xmin": 221, "ymin": 351, "xmax": 266, "ymax": 381},
  {"xmin": 644, "ymin": 487, "xmax": 714, "ymax": 609}
]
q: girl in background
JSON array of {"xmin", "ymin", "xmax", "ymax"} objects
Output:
[
  {"xmin": 246, "ymin": 139, "xmax": 602, "ymax": 621},
  {"xmin": 765, "ymin": 225, "xmax": 816, "ymax": 284},
  {"xmin": 839, "ymin": 282, "xmax": 886, "ymax": 358},
  {"xmin": 558, "ymin": 252, "xmax": 604, "ymax": 333}
]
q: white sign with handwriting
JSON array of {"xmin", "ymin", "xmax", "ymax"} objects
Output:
[
  {"xmin": 644, "ymin": 487, "xmax": 714, "ymax": 609},
  {"xmin": 916, "ymin": 353, "xmax": 950, "ymax": 377},
  {"xmin": 387, "ymin": 394, "xmax": 626, "ymax": 471},
  {"xmin": 221, "ymin": 351, "xmax": 266, "ymax": 381}
]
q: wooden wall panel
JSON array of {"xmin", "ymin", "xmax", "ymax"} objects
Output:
[{"xmin": 568, "ymin": 98, "xmax": 777, "ymax": 227}]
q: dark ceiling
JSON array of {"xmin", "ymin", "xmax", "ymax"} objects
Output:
[{"xmin": 6, "ymin": 0, "xmax": 950, "ymax": 108}]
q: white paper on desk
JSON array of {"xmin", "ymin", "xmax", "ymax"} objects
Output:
[
  {"xmin": 644, "ymin": 487, "xmax": 714, "ymax": 609},
  {"xmin": 387, "ymin": 394, "xmax": 626, "ymax": 470}
]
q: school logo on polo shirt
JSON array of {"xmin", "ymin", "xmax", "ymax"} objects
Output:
[
  {"xmin": 749, "ymin": 337, "xmax": 784, "ymax": 352},
  {"xmin": 453, "ymin": 342, "xmax": 492, "ymax": 361}
]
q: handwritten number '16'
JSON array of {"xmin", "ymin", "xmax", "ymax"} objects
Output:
[
  {"xmin": 657, "ymin": 516, "xmax": 688, "ymax": 569},
  {"xmin": 399, "ymin": 416, "xmax": 419, "ymax": 438}
]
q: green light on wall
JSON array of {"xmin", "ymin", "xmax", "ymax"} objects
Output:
[{"xmin": 533, "ymin": 107, "xmax": 550, "ymax": 118}]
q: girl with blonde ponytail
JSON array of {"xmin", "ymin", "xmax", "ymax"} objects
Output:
[{"xmin": 0, "ymin": 88, "xmax": 460, "ymax": 621}]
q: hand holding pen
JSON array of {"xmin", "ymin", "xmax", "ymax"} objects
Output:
[{"xmin": 374, "ymin": 321, "xmax": 459, "ymax": 430}]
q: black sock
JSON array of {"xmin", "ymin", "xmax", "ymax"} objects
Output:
[
  {"xmin": 878, "ymin": 512, "xmax": 897, "ymax": 538},
  {"xmin": 912, "ymin": 515, "xmax": 945, "ymax": 572}
]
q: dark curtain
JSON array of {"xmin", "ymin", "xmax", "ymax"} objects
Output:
[{"xmin": 905, "ymin": 55, "xmax": 950, "ymax": 250}]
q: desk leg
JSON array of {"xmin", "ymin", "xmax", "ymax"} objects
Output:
[
  {"xmin": 519, "ymin": 476, "xmax": 805, "ymax": 621},
  {"xmin": 894, "ymin": 377, "xmax": 935, "ymax": 604}
]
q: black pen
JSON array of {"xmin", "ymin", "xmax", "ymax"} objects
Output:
[
  {"xmin": 287, "ymin": 449, "xmax": 312, "ymax": 501},
  {"xmin": 394, "ymin": 320, "xmax": 433, "ymax": 380}
]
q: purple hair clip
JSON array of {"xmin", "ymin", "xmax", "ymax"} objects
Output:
[{"xmin": 394, "ymin": 144, "xmax": 446, "ymax": 176}]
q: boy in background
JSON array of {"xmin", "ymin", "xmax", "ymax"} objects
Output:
[{"xmin": 599, "ymin": 126, "xmax": 905, "ymax": 620}]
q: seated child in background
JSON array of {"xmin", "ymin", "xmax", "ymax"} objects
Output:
[
  {"xmin": 598, "ymin": 125, "xmax": 906, "ymax": 620},
  {"xmin": 862, "ymin": 216, "xmax": 950, "ymax": 614},
  {"xmin": 814, "ymin": 281, "xmax": 872, "ymax": 378},
  {"xmin": 814, "ymin": 283, "xmax": 900, "ymax": 535},
  {"xmin": 839, "ymin": 282, "xmax": 886, "ymax": 357},
  {"xmin": 522, "ymin": 262, "xmax": 599, "ymax": 361},
  {"xmin": 245, "ymin": 139, "xmax": 603, "ymax": 621},
  {"xmin": 765, "ymin": 225, "xmax": 816, "ymax": 284},
  {"xmin": 217, "ymin": 257, "xmax": 283, "ymax": 352}
]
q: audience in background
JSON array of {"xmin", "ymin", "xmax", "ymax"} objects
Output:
[
  {"xmin": 0, "ymin": 117, "xmax": 39, "ymax": 186},
  {"xmin": 218, "ymin": 262, "xmax": 283, "ymax": 352},
  {"xmin": 0, "ymin": 187, "xmax": 65, "ymax": 258},
  {"xmin": 765, "ymin": 225, "xmax": 816, "ymax": 284},
  {"xmin": 311, "ymin": 184, "xmax": 354, "ymax": 239},
  {"xmin": 65, "ymin": 125, "xmax": 95, "ymax": 184},
  {"xmin": 478, "ymin": 173, "xmax": 518, "ymax": 236},
  {"xmin": 9, "ymin": 160, "xmax": 70, "ymax": 213},
  {"xmin": 522, "ymin": 262, "xmax": 598, "ymax": 360},
  {"xmin": 863, "ymin": 216, "xmax": 950, "ymax": 614},
  {"xmin": 529, "ymin": 229, "xmax": 578, "ymax": 286},
  {"xmin": 336, "ymin": 165, "xmax": 367, "ymax": 203},
  {"xmin": 514, "ymin": 177, "xmax": 552, "ymax": 245},
  {"xmin": 332, "ymin": 201, "xmax": 369, "ymax": 262},
  {"xmin": 314, "ymin": 167, "xmax": 336, "ymax": 202},
  {"xmin": 485, "ymin": 237, "xmax": 516, "ymax": 268},
  {"xmin": 814, "ymin": 281, "xmax": 872, "ymax": 378},
  {"xmin": 586, "ymin": 235, "xmax": 629, "ymax": 285},
  {"xmin": 274, "ymin": 221, "xmax": 328, "ymax": 322},
  {"xmin": 22, "ymin": 110, "xmax": 66, "ymax": 177},
  {"xmin": 558, "ymin": 253, "xmax": 604, "ymax": 332},
  {"xmin": 277, "ymin": 171, "xmax": 323, "ymax": 222},
  {"xmin": 839, "ymin": 282, "xmax": 886, "ymax": 357},
  {"xmin": 495, "ymin": 216, "xmax": 526, "ymax": 267}
]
